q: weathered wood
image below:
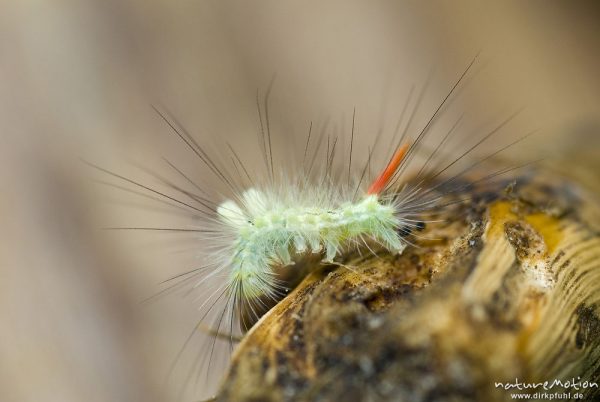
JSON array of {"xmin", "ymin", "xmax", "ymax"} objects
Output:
[{"xmin": 217, "ymin": 171, "xmax": 600, "ymax": 402}]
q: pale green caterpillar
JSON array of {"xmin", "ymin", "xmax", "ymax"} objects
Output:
[
  {"xmin": 217, "ymin": 189, "xmax": 405, "ymax": 299},
  {"xmin": 215, "ymin": 142, "xmax": 411, "ymax": 303}
]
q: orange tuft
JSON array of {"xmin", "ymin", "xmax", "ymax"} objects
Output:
[{"xmin": 367, "ymin": 143, "xmax": 410, "ymax": 195}]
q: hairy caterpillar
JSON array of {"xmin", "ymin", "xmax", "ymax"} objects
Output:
[
  {"xmin": 92, "ymin": 55, "xmax": 532, "ymax": 399},
  {"xmin": 217, "ymin": 143, "xmax": 409, "ymax": 303}
]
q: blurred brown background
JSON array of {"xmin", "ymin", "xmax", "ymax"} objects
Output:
[{"xmin": 1, "ymin": 1, "xmax": 599, "ymax": 401}]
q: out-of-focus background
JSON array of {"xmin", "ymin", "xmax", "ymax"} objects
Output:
[{"xmin": 1, "ymin": 1, "xmax": 599, "ymax": 401}]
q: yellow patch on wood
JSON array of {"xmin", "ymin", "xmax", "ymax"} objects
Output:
[{"xmin": 524, "ymin": 213, "xmax": 563, "ymax": 255}]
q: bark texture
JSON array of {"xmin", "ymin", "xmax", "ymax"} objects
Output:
[{"xmin": 217, "ymin": 171, "xmax": 600, "ymax": 402}]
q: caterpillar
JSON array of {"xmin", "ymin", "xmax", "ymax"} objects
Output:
[
  {"xmin": 217, "ymin": 143, "xmax": 409, "ymax": 303},
  {"xmin": 92, "ymin": 55, "xmax": 532, "ymax": 399}
]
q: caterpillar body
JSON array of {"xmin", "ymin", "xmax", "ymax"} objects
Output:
[{"xmin": 217, "ymin": 144, "xmax": 410, "ymax": 302}]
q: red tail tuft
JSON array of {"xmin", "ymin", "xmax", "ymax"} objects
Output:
[{"xmin": 367, "ymin": 143, "xmax": 410, "ymax": 195}]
